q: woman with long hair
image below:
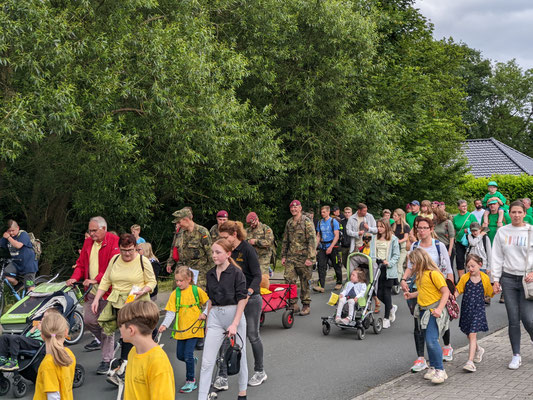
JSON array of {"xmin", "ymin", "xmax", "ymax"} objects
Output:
[{"xmin": 392, "ymin": 209, "xmax": 411, "ymax": 279}]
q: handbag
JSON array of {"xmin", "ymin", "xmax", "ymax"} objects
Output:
[
  {"xmin": 522, "ymin": 226, "xmax": 533, "ymax": 300},
  {"xmin": 225, "ymin": 332, "xmax": 244, "ymax": 376},
  {"xmin": 429, "ymin": 272, "xmax": 459, "ymax": 320}
]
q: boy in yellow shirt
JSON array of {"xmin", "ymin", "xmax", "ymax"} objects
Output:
[
  {"xmin": 159, "ymin": 266, "xmax": 208, "ymax": 393},
  {"xmin": 118, "ymin": 300, "xmax": 175, "ymax": 400}
]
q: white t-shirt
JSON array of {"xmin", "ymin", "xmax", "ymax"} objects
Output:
[{"xmin": 407, "ymin": 240, "xmax": 453, "ymax": 276}]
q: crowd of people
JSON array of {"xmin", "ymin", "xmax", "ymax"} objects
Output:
[{"xmin": 1, "ymin": 180, "xmax": 533, "ymax": 397}]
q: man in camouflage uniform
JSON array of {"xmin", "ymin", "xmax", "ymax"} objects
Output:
[
  {"xmin": 209, "ymin": 210, "xmax": 228, "ymax": 241},
  {"xmin": 246, "ymin": 212, "xmax": 275, "ymax": 275},
  {"xmin": 167, "ymin": 207, "xmax": 213, "ymax": 289},
  {"xmin": 281, "ymin": 200, "xmax": 316, "ymax": 316}
]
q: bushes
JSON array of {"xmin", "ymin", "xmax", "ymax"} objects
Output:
[{"xmin": 460, "ymin": 174, "xmax": 533, "ymax": 207}]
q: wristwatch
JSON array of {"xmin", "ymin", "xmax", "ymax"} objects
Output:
[{"xmin": 247, "ymin": 290, "xmax": 254, "ymax": 297}]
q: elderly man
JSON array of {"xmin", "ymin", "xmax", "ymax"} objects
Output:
[
  {"xmin": 346, "ymin": 203, "xmax": 378, "ymax": 253},
  {"xmin": 66, "ymin": 216, "xmax": 119, "ymax": 374},
  {"xmin": 210, "ymin": 210, "xmax": 229, "ymax": 241},
  {"xmin": 246, "ymin": 212, "xmax": 275, "ymax": 275},
  {"xmin": 281, "ymin": 200, "xmax": 316, "ymax": 316},
  {"xmin": 523, "ymin": 198, "xmax": 533, "ymax": 217}
]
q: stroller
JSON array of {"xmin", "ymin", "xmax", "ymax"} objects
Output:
[
  {"xmin": 0, "ymin": 284, "xmax": 87, "ymax": 397},
  {"xmin": 321, "ymin": 250, "xmax": 383, "ymax": 340}
]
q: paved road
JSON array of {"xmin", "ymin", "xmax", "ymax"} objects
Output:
[{"xmin": 6, "ymin": 287, "xmax": 509, "ymax": 400}]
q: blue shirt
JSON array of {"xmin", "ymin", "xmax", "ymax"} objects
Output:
[
  {"xmin": 136, "ymin": 237, "xmax": 146, "ymax": 244},
  {"xmin": 0, "ymin": 231, "xmax": 38, "ymax": 274},
  {"xmin": 316, "ymin": 218, "xmax": 340, "ymax": 249}
]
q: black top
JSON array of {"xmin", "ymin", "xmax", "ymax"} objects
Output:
[
  {"xmin": 206, "ymin": 264, "xmax": 248, "ymax": 306},
  {"xmin": 393, "ymin": 223, "xmax": 411, "ymax": 239},
  {"xmin": 232, "ymin": 240, "xmax": 262, "ymax": 294}
]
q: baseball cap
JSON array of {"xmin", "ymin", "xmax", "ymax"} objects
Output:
[
  {"xmin": 289, "ymin": 200, "xmax": 301, "ymax": 207},
  {"xmin": 246, "ymin": 212, "xmax": 258, "ymax": 223},
  {"xmin": 470, "ymin": 222, "xmax": 481, "ymax": 231},
  {"xmin": 488, "ymin": 181, "xmax": 498, "ymax": 187},
  {"xmin": 216, "ymin": 210, "xmax": 228, "ymax": 218},
  {"xmin": 172, "ymin": 207, "xmax": 192, "ymax": 223},
  {"xmin": 410, "ymin": 200, "xmax": 420, "ymax": 206},
  {"xmin": 488, "ymin": 199, "xmax": 499, "ymax": 205}
]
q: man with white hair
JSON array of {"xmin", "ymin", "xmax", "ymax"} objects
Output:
[
  {"xmin": 523, "ymin": 198, "xmax": 533, "ymax": 217},
  {"xmin": 66, "ymin": 216, "xmax": 119, "ymax": 375}
]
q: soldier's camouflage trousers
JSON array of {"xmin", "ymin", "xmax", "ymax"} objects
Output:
[{"xmin": 284, "ymin": 257, "xmax": 312, "ymax": 306}]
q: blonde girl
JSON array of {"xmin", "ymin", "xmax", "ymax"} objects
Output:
[
  {"xmin": 404, "ymin": 248, "xmax": 450, "ymax": 384},
  {"xmin": 34, "ymin": 312, "xmax": 76, "ymax": 400},
  {"xmin": 420, "ymin": 200, "xmax": 434, "ymax": 219}
]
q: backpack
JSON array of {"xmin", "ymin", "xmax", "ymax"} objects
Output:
[
  {"xmin": 316, "ymin": 218, "xmax": 337, "ymax": 248},
  {"xmin": 412, "ymin": 239, "xmax": 442, "ymax": 267},
  {"xmin": 173, "ymin": 285, "xmax": 201, "ymax": 334},
  {"xmin": 19, "ymin": 230, "xmax": 42, "ymax": 261}
]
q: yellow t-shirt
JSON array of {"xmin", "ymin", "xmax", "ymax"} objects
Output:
[
  {"xmin": 124, "ymin": 345, "xmax": 175, "ymax": 400},
  {"xmin": 417, "ymin": 270, "xmax": 446, "ymax": 307},
  {"xmin": 89, "ymin": 241, "xmax": 102, "ymax": 294},
  {"xmin": 99, "ymin": 254, "xmax": 157, "ymax": 293},
  {"xmin": 33, "ymin": 348, "xmax": 76, "ymax": 400},
  {"xmin": 165, "ymin": 285, "xmax": 209, "ymax": 340}
]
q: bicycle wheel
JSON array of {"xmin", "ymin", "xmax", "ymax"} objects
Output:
[{"xmin": 65, "ymin": 310, "xmax": 85, "ymax": 345}]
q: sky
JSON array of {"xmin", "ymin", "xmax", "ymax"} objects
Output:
[{"xmin": 415, "ymin": 0, "xmax": 533, "ymax": 70}]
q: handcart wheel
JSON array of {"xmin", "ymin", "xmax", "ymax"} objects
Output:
[
  {"xmin": 13, "ymin": 380, "xmax": 27, "ymax": 398},
  {"xmin": 373, "ymin": 317, "xmax": 383, "ymax": 334},
  {"xmin": 322, "ymin": 322, "xmax": 330, "ymax": 336},
  {"xmin": 356, "ymin": 328, "xmax": 365, "ymax": 340},
  {"xmin": 0, "ymin": 376, "xmax": 11, "ymax": 396},
  {"xmin": 73, "ymin": 364, "xmax": 85, "ymax": 388},
  {"xmin": 259, "ymin": 312, "xmax": 265, "ymax": 327},
  {"xmin": 65, "ymin": 310, "xmax": 85, "ymax": 345},
  {"xmin": 282, "ymin": 310, "xmax": 294, "ymax": 329}
]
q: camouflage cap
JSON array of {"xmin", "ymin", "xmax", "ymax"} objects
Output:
[{"xmin": 172, "ymin": 207, "xmax": 193, "ymax": 223}]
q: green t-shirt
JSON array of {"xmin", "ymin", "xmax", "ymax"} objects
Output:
[
  {"xmin": 482, "ymin": 190, "xmax": 506, "ymax": 208},
  {"xmin": 406, "ymin": 212, "xmax": 419, "ymax": 228},
  {"xmin": 527, "ymin": 207, "xmax": 533, "ymax": 217},
  {"xmin": 453, "ymin": 212, "xmax": 478, "ymax": 242}
]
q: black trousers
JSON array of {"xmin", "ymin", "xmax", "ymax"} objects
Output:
[
  {"xmin": 0, "ymin": 334, "xmax": 41, "ymax": 358},
  {"xmin": 377, "ymin": 267, "xmax": 393, "ymax": 319},
  {"xmin": 317, "ymin": 248, "xmax": 342, "ymax": 287},
  {"xmin": 455, "ymin": 242, "xmax": 467, "ymax": 271}
]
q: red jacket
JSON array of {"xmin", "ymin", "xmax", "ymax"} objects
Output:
[{"xmin": 70, "ymin": 232, "xmax": 120, "ymax": 299}]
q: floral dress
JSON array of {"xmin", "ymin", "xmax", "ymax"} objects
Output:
[{"xmin": 459, "ymin": 279, "xmax": 488, "ymax": 334}]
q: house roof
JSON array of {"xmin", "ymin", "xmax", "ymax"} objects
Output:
[{"xmin": 463, "ymin": 138, "xmax": 533, "ymax": 177}]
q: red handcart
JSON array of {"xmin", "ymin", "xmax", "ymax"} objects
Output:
[{"xmin": 259, "ymin": 283, "xmax": 297, "ymax": 329}]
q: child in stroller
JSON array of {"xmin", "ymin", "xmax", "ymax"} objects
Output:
[{"xmin": 335, "ymin": 269, "xmax": 367, "ymax": 324}]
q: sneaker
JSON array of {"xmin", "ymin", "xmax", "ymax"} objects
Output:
[
  {"xmin": 411, "ymin": 357, "xmax": 428, "ymax": 373},
  {"xmin": 334, "ymin": 283, "xmax": 342, "ymax": 291},
  {"xmin": 0, "ymin": 358, "xmax": 19, "ymax": 371},
  {"xmin": 213, "ymin": 376, "xmax": 229, "ymax": 391},
  {"xmin": 474, "ymin": 346, "xmax": 485, "ymax": 363},
  {"xmin": 382, "ymin": 318, "xmax": 390, "ymax": 329},
  {"xmin": 431, "ymin": 369, "xmax": 448, "ymax": 384},
  {"xmin": 423, "ymin": 367, "xmax": 436, "ymax": 380},
  {"xmin": 180, "ymin": 380, "xmax": 198, "ymax": 393},
  {"xmin": 106, "ymin": 372, "xmax": 124, "ymax": 387},
  {"xmin": 0, "ymin": 356, "xmax": 8, "ymax": 368},
  {"xmin": 312, "ymin": 286, "xmax": 324, "ymax": 293},
  {"xmin": 508, "ymin": 355, "xmax": 522, "ymax": 370},
  {"xmin": 248, "ymin": 370, "xmax": 267, "ymax": 386},
  {"xmin": 463, "ymin": 361, "xmax": 476, "ymax": 372},
  {"xmin": 84, "ymin": 338, "xmax": 101, "ymax": 352},
  {"xmin": 442, "ymin": 345, "xmax": 454, "ymax": 361},
  {"xmin": 299, "ymin": 305, "xmax": 311, "ymax": 316},
  {"xmin": 195, "ymin": 338, "xmax": 204, "ymax": 351},
  {"xmin": 96, "ymin": 361, "xmax": 110, "ymax": 375},
  {"xmin": 335, "ymin": 317, "xmax": 342, "ymax": 323},
  {"xmin": 390, "ymin": 304, "xmax": 398, "ymax": 323}
]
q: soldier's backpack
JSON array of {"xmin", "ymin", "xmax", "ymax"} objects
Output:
[{"xmin": 19, "ymin": 230, "xmax": 43, "ymax": 261}]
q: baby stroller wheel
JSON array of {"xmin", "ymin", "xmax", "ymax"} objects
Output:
[
  {"xmin": 12, "ymin": 379, "xmax": 27, "ymax": 398},
  {"xmin": 73, "ymin": 364, "xmax": 86, "ymax": 388},
  {"xmin": 259, "ymin": 312, "xmax": 265, "ymax": 327},
  {"xmin": 282, "ymin": 310, "xmax": 294, "ymax": 329},
  {"xmin": 65, "ymin": 310, "xmax": 85, "ymax": 345},
  {"xmin": 373, "ymin": 317, "xmax": 383, "ymax": 334},
  {"xmin": 322, "ymin": 322, "xmax": 330, "ymax": 336},
  {"xmin": 356, "ymin": 328, "xmax": 365, "ymax": 340},
  {"xmin": 0, "ymin": 375, "xmax": 11, "ymax": 396}
]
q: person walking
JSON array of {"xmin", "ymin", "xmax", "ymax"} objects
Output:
[
  {"xmin": 245, "ymin": 212, "xmax": 275, "ymax": 275},
  {"xmin": 315, "ymin": 205, "xmax": 342, "ymax": 292},
  {"xmin": 209, "ymin": 210, "xmax": 229, "ymax": 241},
  {"xmin": 433, "ymin": 208, "xmax": 455, "ymax": 261},
  {"xmin": 492, "ymin": 200, "xmax": 533, "ymax": 370},
  {"xmin": 339, "ymin": 207, "xmax": 353, "ymax": 272},
  {"xmin": 346, "ymin": 203, "xmax": 378, "ymax": 253},
  {"xmin": 453, "ymin": 200, "xmax": 478, "ymax": 279},
  {"xmin": 406, "ymin": 201, "xmax": 420, "ymax": 228},
  {"xmin": 392, "ymin": 209, "xmax": 410, "ymax": 280}
]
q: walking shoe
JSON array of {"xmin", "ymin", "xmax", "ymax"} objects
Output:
[
  {"xmin": 299, "ymin": 305, "xmax": 311, "ymax": 316},
  {"xmin": 96, "ymin": 361, "xmax": 110, "ymax": 375},
  {"xmin": 442, "ymin": 345, "xmax": 454, "ymax": 361},
  {"xmin": 463, "ymin": 361, "xmax": 476, "ymax": 372},
  {"xmin": 334, "ymin": 283, "xmax": 342, "ymax": 291},
  {"xmin": 291, "ymin": 304, "xmax": 301, "ymax": 314},
  {"xmin": 0, "ymin": 356, "xmax": 7, "ymax": 368},
  {"xmin": 213, "ymin": 376, "xmax": 229, "ymax": 391},
  {"xmin": 431, "ymin": 369, "xmax": 448, "ymax": 384},
  {"xmin": 382, "ymin": 318, "xmax": 390, "ymax": 329},
  {"xmin": 84, "ymin": 338, "xmax": 101, "ymax": 352},
  {"xmin": 508, "ymin": 355, "xmax": 522, "ymax": 370},
  {"xmin": 335, "ymin": 317, "xmax": 342, "ymax": 324},
  {"xmin": 411, "ymin": 357, "xmax": 428, "ymax": 373},
  {"xmin": 248, "ymin": 370, "xmax": 267, "ymax": 386},
  {"xmin": 390, "ymin": 304, "xmax": 398, "ymax": 323},
  {"xmin": 312, "ymin": 286, "xmax": 324, "ymax": 293},
  {"xmin": 423, "ymin": 367, "xmax": 436, "ymax": 380},
  {"xmin": 0, "ymin": 358, "xmax": 19, "ymax": 371},
  {"xmin": 180, "ymin": 380, "xmax": 198, "ymax": 393},
  {"xmin": 474, "ymin": 346, "xmax": 485, "ymax": 363},
  {"xmin": 195, "ymin": 338, "xmax": 204, "ymax": 350}
]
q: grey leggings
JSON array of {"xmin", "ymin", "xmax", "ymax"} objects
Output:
[
  {"xmin": 501, "ymin": 272, "xmax": 533, "ymax": 355},
  {"xmin": 198, "ymin": 305, "xmax": 248, "ymax": 400}
]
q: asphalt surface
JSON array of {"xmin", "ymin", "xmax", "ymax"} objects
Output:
[{"xmin": 4, "ymin": 285, "xmax": 509, "ymax": 400}]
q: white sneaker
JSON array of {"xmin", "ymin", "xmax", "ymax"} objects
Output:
[
  {"xmin": 423, "ymin": 367, "xmax": 436, "ymax": 380},
  {"xmin": 213, "ymin": 376, "xmax": 229, "ymax": 391},
  {"xmin": 248, "ymin": 371, "xmax": 267, "ymax": 386},
  {"xmin": 382, "ymin": 318, "xmax": 391, "ymax": 329},
  {"xmin": 389, "ymin": 304, "xmax": 398, "ymax": 323},
  {"xmin": 431, "ymin": 369, "xmax": 448, "ymax": 384},
  {"xmin": 411, "ymin": 357, "xmax": 428, "ymax": 373},
  {"xmin": 508, "ymin": 355, "xmax": 522, "ymax": 370}
]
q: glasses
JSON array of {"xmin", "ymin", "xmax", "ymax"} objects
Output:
[
  {"xmin": 120, "ymin": 248, "xmax": 136, "ymax": 253},
  {"xmin": 418, "ymin": 227, "xmax": 430, "ymax": 230}
]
